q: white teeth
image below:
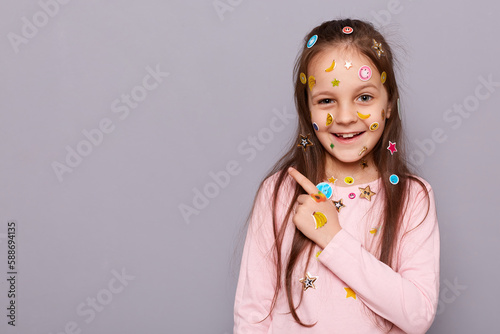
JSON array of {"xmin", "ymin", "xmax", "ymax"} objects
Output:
[{"xmin": 336, "ymin": 132, "xmax": 360, "ymax": 138}]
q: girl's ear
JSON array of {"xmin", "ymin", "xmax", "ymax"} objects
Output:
[{"xmin": 386, "ymin": 107, "xmax": 391, "ymax": 119}]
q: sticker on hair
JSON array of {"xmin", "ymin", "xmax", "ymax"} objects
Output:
[
  {"xmin": 308, "ymin": 76, "xmax": 316, "ymax": 91},
  {"xmin": 326, "ymin": 113, "xmax": 333, "ymax": 126},
  {"xmin": 342, "ymin": 26, "xmax": 353, "ymax": 34},
  {"xmin": 357, "ymin": 111, "xmax": 370, "ymax": 120},
  {"xmin": 358, "ymin": 65, "xmax": 372, "ymax": 81},
  {"xmin": 307, "ymin": 35, "xmax": 318, "ymax": 48},
  {"xmin": 331, "ymin": 79, "xmax": 340, "ymax": 87},
  {"xmin": 389, "ymin": 174, "xmax": 399, "ymax": 185},
  {"xmin": 300, "ymin": 72, "xmax": 307, "ymax": 84},
  {"xmin": 372, "ymin": 39, "xmax": 385, "ymax": 58},
  {"xmin": 316, "ymin": 182, "xmax": 333, "ymax": 199},
  {"xmin": 325, "ymin": 60, "xmax": 336, "ymax": 72},
  {"xmin": 297, "ymin": 134, "xmax": 314, "ymax": 151},
  {"xmin": 387, "ymin": 141, "xmax": 397, "ymax": 155},
  {"xmin": 312, "ymin": 122, "xmax": 319, "ymax": 131},
  {"xmin": 369, "ymin": 122, "xmax": 379, "ymax": 131},
  {"xmin": 312, "ymin": 211, "xmax": 327, "ymax": 229},
  {"xmin": 381, "ymin": 71, "xmax": 387, "ymax": 84},
  {"xmin": 359, "ymin": 185, "xmax": 376, "ymax": 201}
]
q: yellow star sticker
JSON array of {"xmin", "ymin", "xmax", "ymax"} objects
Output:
[
  {"xmin": 299, "ymin": 272, "xmax": 318, "ymax": 291},
  {"xmin": 315, "ymin": 251, "xmax": 322, "ymax": 258},
  {"xmin": 344, "ymin": 287, "xmax": 357, "ymax": 299},
  {"xmin": 331, "ymin": 78, "xmax": 340, "ymax": 87},
  {"xmin": 359, "ymin": 185, "xmax": 376, "ymax": 201},
  {"xmin": 328, "ymin": 176, "xmax": 337, "ymax": 184},
  {"xmin": 369, "ymin": 227, "xmax": 378, "ymax": 234}
]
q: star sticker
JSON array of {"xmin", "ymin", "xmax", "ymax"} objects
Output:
[
  {"xmin": 344, "ymin": 287, "xmax": 357, "ymax": 299},
  {"xmin": 331, "ymin": 79, "xmax": 340, "ymax": 87},
  {"xmin": 297, "ymin": 134, "xmax": 313, "ymax": 151},
  {"xmin": 344, "ymin": 61, "xmax": 352, "ymax": 69},
  {"xmin": 299, "ymin": 272, "xmax": 318, "ymax": 291},
  {"xmin": 359, "ymin": 185, "xmax": 376, "ymax": 201},
  {"xmin": 328, "ymin": 176, "xmax": 337, "ymax": 184},
  {"xmin": 360, "ymin": 160, "xmax": 368, "ymax": 169},
  {"xmin": 369, "ymin": 226, "xmax": 380, "ymax": 235},
  {"xmin": 387, "ymin": 141, "xmax": 397, "ymax": 155},
  {"xmin": 371, "ymin": 39, "xmax": 385, "ymax": 58},
  {"xmin": 332, "ymin": 198, "xmax": 345, "ymax": 212}
]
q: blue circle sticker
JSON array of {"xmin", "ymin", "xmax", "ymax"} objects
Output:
[
  {"xmin": 307, "ymin": 35, "xmax": 318, "ymax": 48},
  {"xmin": 316, "ymin": 182, "xmax": 333, "ymax": 199},
  {"xmin": 389, "ymin": 174, "xmax": 399, "ymax": 185}
]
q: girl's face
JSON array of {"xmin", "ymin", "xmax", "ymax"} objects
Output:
[{"xmin": 307, "ymin": 47, "xmax": 391, "ymax": 164}]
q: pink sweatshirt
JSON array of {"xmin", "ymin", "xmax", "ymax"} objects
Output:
[{"xmin": 234, "ymin": 173, "xmax": 440, "ymax": 333}]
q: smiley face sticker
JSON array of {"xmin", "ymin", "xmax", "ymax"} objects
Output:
[
  {"xmin": 369, "ymin": 122, "xmax": 379, "ymax": 131},
  {"xmin": 358, "ymin": 65, "xmax": 372, "ymax": 81},
  {"xmin": 342, "ymin": 26, "xmax": 353, "ymax": 34}
]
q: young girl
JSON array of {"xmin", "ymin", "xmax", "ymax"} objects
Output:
[{"xmin": 234, "ymin": 19, "xmax": 440, "ymax": 333}]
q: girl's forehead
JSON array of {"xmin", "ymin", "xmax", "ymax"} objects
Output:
[{"xmin": 309, "ymin": 47, "xmax": 374, "ymax": 71}]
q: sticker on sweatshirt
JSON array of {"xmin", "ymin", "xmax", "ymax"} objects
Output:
[
  {"xmin": 359, "ymin": 185, "xmax": 376, "ymax": 201},
  {"xmin": 299, "ymin": 272, "xmax": 318, "ymax": 291}
]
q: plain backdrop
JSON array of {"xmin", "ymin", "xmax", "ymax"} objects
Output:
[{"xmin": 0, "ymin": 0, "xmax": 498, "ymax": 333}]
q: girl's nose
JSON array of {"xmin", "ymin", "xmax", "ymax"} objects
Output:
[{"xmin": 334, "ymin": 103, "xmax": 357, "ymax": 125}]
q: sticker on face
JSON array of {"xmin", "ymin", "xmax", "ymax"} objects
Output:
[
  {"xmin": 369, "ymin": 122, "xmax": 379, "ymax": 131},
  {"xmin": 342, "ymin": 26, "xmax": 353, "ymax": 34},
  {"xmin": 312, "ymin": 122, "xmax": 319, "ymax": 131},
  {"xmin": 307, "ymin": 35, "xmax": 318, "ymax": 48},
  {"xmin": 357, "ymin": 112, "xmax": 370, "ymax": 120},
  {"xmin": 300, "ymin": 72, "xmax": 307, "ymax": 84},
  {"xmin": 331, "ymin": 79, "xmax": 340, "ymax": 87},
  {"xmin": 358, "ymin": 65, "xmax": 372, "ymax": 81},
  {"xmin": 344, "ymin": 61, "xmax": 353, "ymax": 70},
  {"xmin": 381, "ymin": 71, "xmax": 387, "ymax": 84},
  {"xmin": 325, "ymin": 60, "xmax": 336, "ymax": 72},
  {"xmin": 326, "ymin": 113, "xmax": 333, "ymax": 126},
  {"xmin": 381, "ymin": 109, "xmax": 385, "ymax": 120},
  {"xmin": 308, "ymin": 76, "xmax": 316, "ymax": 91}
]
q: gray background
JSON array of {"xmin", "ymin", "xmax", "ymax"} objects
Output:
[{"xmin": 0, "ymin": 0, "xmax": 498, "ymax": 333}]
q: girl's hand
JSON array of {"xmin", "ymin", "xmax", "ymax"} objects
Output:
[{"xmin": 288, "ymin": 167, "xmax": 342, "ymax": 249}]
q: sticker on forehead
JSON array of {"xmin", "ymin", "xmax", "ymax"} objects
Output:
[
  {"xmin": 344, "ymin": 61, "xmax": 353, "ymax": 70},
  {"xmin": 325, "ymin": 60, "xmax": 336, "ymax": 72},
  {"xmin": 307, "ymin": 35, "xmax": 318, "ymax": 48},
  {"xmin": 358, "ymin": 65, "xmax": 372, "ymax": 81},
  {"xmin": 300, "ymin": 72, "xmax": 307, "ymax": 84},
  {"xmin": 342, "ymin": 26, "xmax": 353, "ymax": 34},
  {"xmin": 308, "ymin": 76, "xmax": 316, "ymax": 91},
  {"xmin": 326, "ymin": 113, "xmax": 333, "ymax": 126},
  {"xmin": 381, "ymin": 71, "xmax": 387, "ymax": 84},
  {"xmin": 369, "ymin": 122, "xmax": 379, "ymax": 131},
  {"xmin": 331, "ymin": 79, "xmax": 340, "ymax": 87}
]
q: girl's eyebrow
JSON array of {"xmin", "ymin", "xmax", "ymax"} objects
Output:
[{"xmin": 311, "ymin": 83, "xmax": 379, "ymax": 99}]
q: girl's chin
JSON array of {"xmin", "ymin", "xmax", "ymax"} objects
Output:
[{"xmin": 326, "ymin": 149, "xmax": 370, "ymax": 164}]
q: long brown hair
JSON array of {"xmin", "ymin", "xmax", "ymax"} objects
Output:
[{"xmin": 253, "ymin": 19, "xmax": 429, "ymax": 328}]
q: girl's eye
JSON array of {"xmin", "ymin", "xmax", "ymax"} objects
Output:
[
  {"xmin": 319, "ymin": 99, "xmax": 334, "ymax": 104},
  {"xmin": 357, "ymin": 95, "xmax": 373, "ymax": 102}
]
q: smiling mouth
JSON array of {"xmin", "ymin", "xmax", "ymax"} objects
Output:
[{"xmin": 333, "ymin": 131, "xmax": 365, "ymax": 139}]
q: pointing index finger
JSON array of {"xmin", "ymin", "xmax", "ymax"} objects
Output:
[{"xmin": 287, "ymin": 167, "xmax": 320, "ymax": 195}]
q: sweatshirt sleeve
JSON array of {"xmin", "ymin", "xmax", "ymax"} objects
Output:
[
  {"xmin": 234, "ymin": 177, "xmax": 287, "ymax": 333},
  {"xmin": 318, "ymin": 180, "xmax": 440, "ymax": 334}
]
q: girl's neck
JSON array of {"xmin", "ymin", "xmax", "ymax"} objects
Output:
[{"xmin": 324, "ymin": 155, "xmax": 379, "ymax": 187}]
